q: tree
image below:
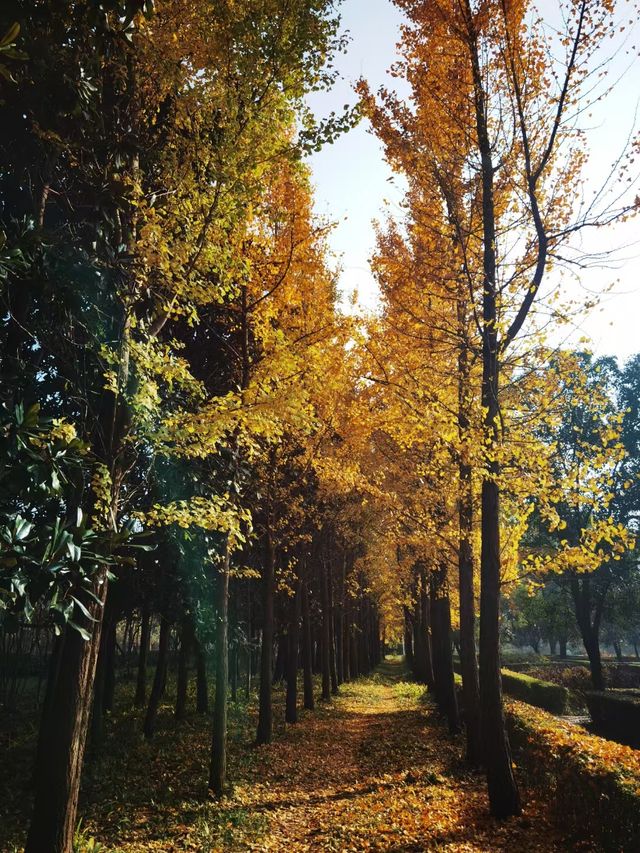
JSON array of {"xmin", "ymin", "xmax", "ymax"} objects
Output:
[
  {"xmin": 0, "ymin": 0, "xmax": 352, "ymax": 845},
  {"xmin": 361, "ymin": 0, "xmax": 635, "ymax": 817}
]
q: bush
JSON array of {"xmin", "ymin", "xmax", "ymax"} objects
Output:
[
  {"xmin": 453, "ymin": 662, "xmax": 569, "ymax": 712},
  {"xmin": 501, "ymin": 668, "xmax": 569, "ymax": 714},
  {"xmin": 585, "ymin": 690, "xmax": 640, "ymax": 746},
  {"xmin": 506, "ymin": 699, "xmax": 640, "ymax": 852},
  {"xmin": 501, "ymin": 647, "xmax": 546, "ymax": 664},
  {"xmin": 607, "ymin": 665, "xmax": 640, "ymax": 690}
]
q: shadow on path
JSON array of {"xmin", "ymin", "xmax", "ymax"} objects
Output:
[{"xmin": 241, "ymin": 657, "xmax": 585, "ymax": 852}]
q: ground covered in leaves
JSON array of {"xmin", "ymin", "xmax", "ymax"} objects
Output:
[{"xmin": 2, "ymin": 660, "xmax": 600, "ymax": 852}]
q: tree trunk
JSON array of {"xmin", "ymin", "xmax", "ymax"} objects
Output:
[
  {"xmin": 230, "ymin": 640, "xmax": 239, "ymax": 703},
  {"xmin": 91, "ymin": 592, "xmax": 118, "ymax": 746},
  {"xmin": 209, "ymin": 549, "xmax": 230, "ymax": 796},
  {"xmin": 143, "ymin": 612, "xmax": 170, "ymax": 739},
  {"xmin": 413, "ymin": 572, "xmax": 435, "ymax": 688},
  {"xmin": 571, "ymin": 575, "xmax": 606, "ymax": 691},
  {"xmin": 470, "ymin": 9, "xmax": 521, "ymax": 814},
  {"xmin": 90, "ymin": 617, "xmax": 110, "ymax": 747},
  {"xmin": 328, "ymin": 559, "xmax": 339, "ymax": 695},
  {"xmin": 195, "ymin": 639, "xmax": 209, "ymax": 714},
  {"xmin": 478, "ymin": 273, "xmax": 521, "ymax": 813},
  {"xmin": 430, "ymin": 565, "xmax": 460, "ymax": 735},
  {"xmin": 134, "ymin": 603, "xmax": 151, "ymax": 708},
  {"xmin": 359, "ymin": 598, "xmax": 371, "ymax": 675},
  {"xmin": 25, "ymin": 571, "xmax": 108, "ymax": 853},
  {"xmin": 343, "ymin": 608, "xmax": 351, "ymax": 682},
  {"xmin": 584, "ymin": 629, "xmax": 605, "ymax": 690},
  {"xmin": 272, "ymin": 631, "xmax": 286, "ymax": 685},
  {"xmin": 403, "ymin": 606, "xmax": 414, "ymax": 665},
  {"xmin": 480, "ymin": 478, "xmax": 521, "ymax": 816},
  {"xmin": 457, "ymin": 346, "xmax": 482, "ymax": 764},
  {"xmin": 336, "ymin": 555, "xmax": 345, "ymax": 685},
  {"xmin": 301, "ymin": 577, "xmax": 315, "ymax": 711},
  {"xmin": 245, "ymin": 584, "xmax": 253, "ymax": 699},
  {"xmin": 256, "ymin": 529, "xmax": 275, "ymax": 744},
  {"xmin": 285, "ymin": 578, "xmax": 301, "ymax": 723},
  {"xmin": 559, "ymin": 636, "xmax": 568, "ymax": 659},
  {"xmin": 350, "ymin": 619, "xmax": 359, "ymax": 679},
  {"xmin": 175, "ymin": 616, "xmax": 192, "ymax": 721},
  {"xmin": 459, "ymin": 525, "xmax": 482, "ymax": 760},
  {"xmin": 320, "ymin": 557, "xmax": 331, "ymax": 701},
  {"xmin": 102, "ymin": 617, "xmax": 117, "ymax": 715}
]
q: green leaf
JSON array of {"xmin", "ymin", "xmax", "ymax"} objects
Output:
[
  {"xmin": 70, "ymin": 595, "xmax": 97, "ymax": 622},
  {"xmin": 67, "ymin": 541, "xmax": 82, "ymax": 562},
  {"xmin": 14, "ymin": 516, "xmax": 33, "ymax": 540},
  {"xmin": 68, "ymin": 620, "xmax": 91, "ymax": 641}
]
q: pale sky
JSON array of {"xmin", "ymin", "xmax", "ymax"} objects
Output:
[{"xmin": 306, "ymin": 0, "xmax": 640, "ymax": 363}]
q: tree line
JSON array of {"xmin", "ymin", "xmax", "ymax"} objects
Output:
[{"xmin": 1, "ymin": 1, "xmax": 639, "ymax": 851}]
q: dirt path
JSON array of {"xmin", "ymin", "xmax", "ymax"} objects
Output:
[{"xmin": 234, "ymin": 660, "xmax": 593, "ymax": 852}]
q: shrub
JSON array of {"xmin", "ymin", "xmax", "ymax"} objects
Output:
[
  {"xmin": 585, "ymin": 690, "xmax": 640, "ymax": 746},
  {"xmin": 501, "ymin": 647, "xmax": 546, "ymax": 665},
  {"xmin": 607, "ymin": 665, "xmax": 640, "ymax": 690},
  {"xmin": 506, "ymin": 699, "xmax": 640, "ymax": 852},
  {"xmin": 501, "ymin": 668, "xmax": 569, "ymax": 714},
  {"xmin": 453, "ymin": 663, "xmax": 569, "ymax": 712}
]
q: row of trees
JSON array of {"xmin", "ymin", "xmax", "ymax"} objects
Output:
[
  {"xmin": 0, "ymin": 2, "xmax": 386, "ymax": 851},
  {"xmin": 352, "ymin": 0, "xmax": 639, "ymax": 819},
  {"xmin": 1, "ymin": 0, "xmax": 639, "ymax": 848}
]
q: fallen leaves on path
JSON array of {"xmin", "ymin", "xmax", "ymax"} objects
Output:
[
  {"xmin": 224, "ymin": 662, "xmax": 595, "ymax": 852},
  {"xmin": 6, "ymin": 663, "xmax": 598, "ymax": 852}
]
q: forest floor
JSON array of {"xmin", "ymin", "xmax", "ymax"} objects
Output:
[{"xmin": 2, "ymin": 659, "xmax": 599, "ymax": 852}]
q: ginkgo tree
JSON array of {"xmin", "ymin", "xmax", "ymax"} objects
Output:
[
  {"xmin": 1, "ymin": 0, "xmax": 354, "ymax": 849},
  {"xmin": 361, "ymin": 0, "xmax": 638, "ymax": 816}
]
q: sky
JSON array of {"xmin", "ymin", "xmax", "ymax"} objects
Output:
[{"xmin": 305, "ymin": 0, "xmax": 640, "ymax": 363}]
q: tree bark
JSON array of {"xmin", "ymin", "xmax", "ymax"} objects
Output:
[
  {"xmin": 102, "ymin": 616, "xmax": 117, "ymax": 715},
  {"xmin": 301, "ymin": 577, "xmax": 315, "ymax": 711},
  {"xmin": 571, "ymin": 575, "xmax": 606, "ymax": 691},
  {"xmin": 25, "ymin": 571, "xmax": 108, "ymax": 853},
  {"xmin": 465, "ymin": 0, "xmax": 521, "ymax": 814},
  {"xmin": 403, "ymin": 606, "xmax": 414, "ymax": 665},
  {"xmin": 430, "ymin": 565, "xmax": 460, "ymax": 735},
  {"xmin": 458, "ymin": 467, "xmax": 481, "ymax": 763},
  {"xmin": 413, "ymin": 571, "xmax": 435, "ymax": 688},
  {"xmin": 195, "ymin": 638, "xmax": 209, "ymax": 714},
  {"xmin": 209, "ymin": 549, "xmax": 230, "ymax": 796},
  {"xmin": 175, "ymin": 616, "xmax": 192, "ymax": 721},
  {"xmin": 134, "ymin": 602, "xmax": 151, "ymax": 708},
  {"xmin": 256, "ymin": 529, "xmax": 275, "ymax": 744},
  {"xmin": 559, "ymin": 637, "xmax": 568, "ymax": 659},
  {"xmin": 285, "ymin": 578, "xmax": 301, "ymax": 723},
  {"xmin": 457, "ymin": 311, "xmax": 482, "ymax": 764},
  {"xmin": 350, "ymin": 622, "xmax": 359, "ymax": 679},
  {"xmin": 230, "ymin": 640, "xmax": 239, "ymax": 703},
  {"xmin": 343, "ymin": 607, "xmax": 351, "ymax": 682},
  {"xmin": 272, "ymin": 631, "xmax": 287, "ymax": 685},
  {"xmin": 328, "ymin": 558, "xmax": 339, "ymax": 695},
  {"xmin": 480, "ymin": 475, "xmax": 520, "ymax": 816},
  {"xmin": 336, "ymin": 555, "xmax": 345, "ymax": 684},
  {"xmin": 143, "ymin": 611, "xmax": 170, "ymax": 739},
  {"xmin": 320, "ymin": 556, "xmax": 331, "ymax": 701}
]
